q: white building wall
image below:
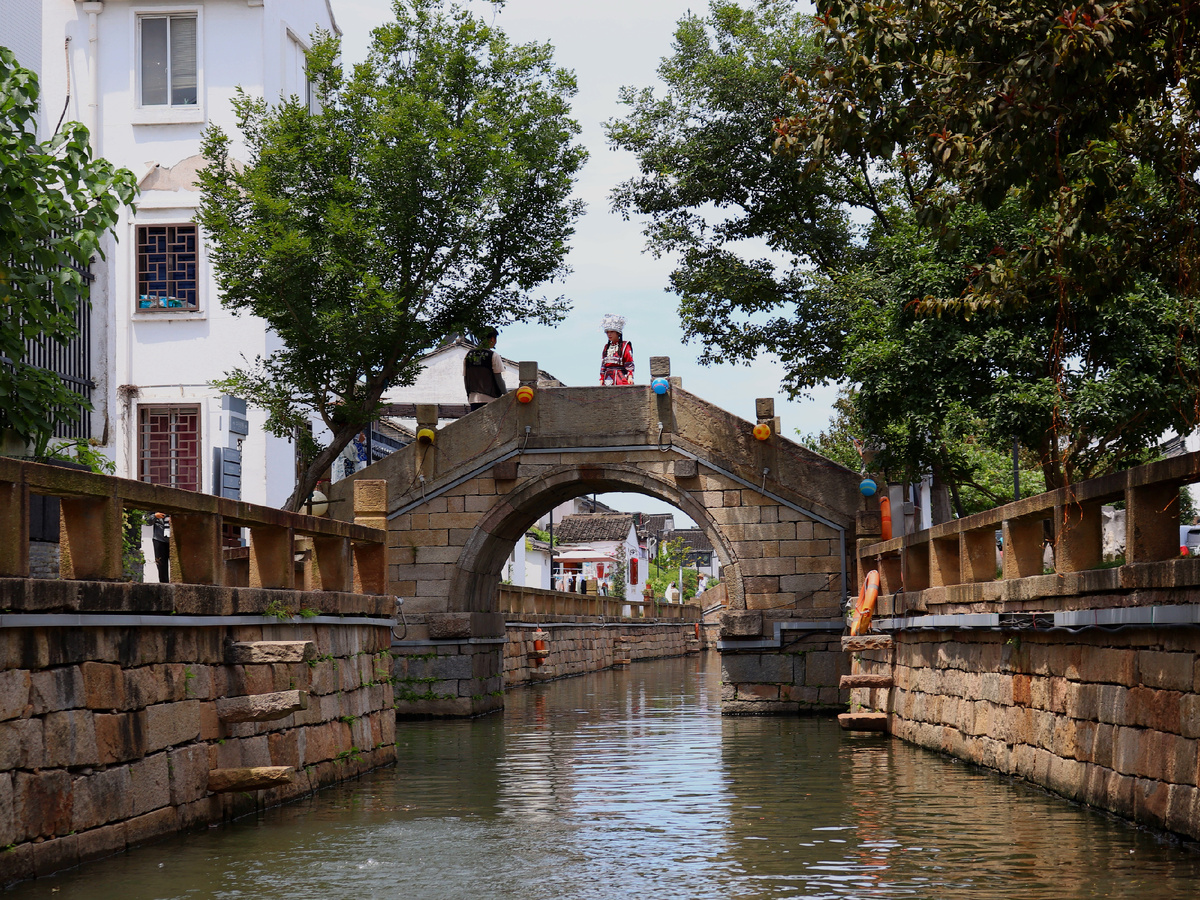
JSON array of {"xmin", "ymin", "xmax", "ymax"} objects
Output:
[
  {"xmin": 3, "ymin": 0, "xmax": 42, "ymax": 81},
  {"xmin": 3, "ymin": 0, "xmax": 337, "ymax": 508}
]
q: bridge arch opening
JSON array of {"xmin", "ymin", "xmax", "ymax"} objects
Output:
[{"xmin": 450, "ymin": 463, "xmax": 742, "ymax": 614}]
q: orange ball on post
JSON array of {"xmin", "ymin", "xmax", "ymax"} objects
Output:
[
  {"xmin": 516, "ymin": 385, "xmax": 535, "ymax": 403},
  {"xmin": 753, "ymin": 422, "xmax": 771, "ymax": 441}
]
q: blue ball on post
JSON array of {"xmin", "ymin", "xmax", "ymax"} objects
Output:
[
  {"xmin": 859, "ymin": 477, "xmax": 877, "ymax": 497},
  {"xmin": 651, "ymin": 377, "xmax": 670, "ymax": 395}
]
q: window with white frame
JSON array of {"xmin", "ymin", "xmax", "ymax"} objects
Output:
[
  {"xmin": 287, "ymin": 33, "xmax": 317, "ymax": 112},
  {"xmin": 139, "ymin": 14, "xmax": 197, "ymax": 106},
  {"xmin": 136, "ymin": 224, "xmax": 198, "ymax": 310}
]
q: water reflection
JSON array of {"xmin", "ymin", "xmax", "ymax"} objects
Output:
[{"xmin": 11, "ymin": 653, "xmax": 1200, "ymax": 899}]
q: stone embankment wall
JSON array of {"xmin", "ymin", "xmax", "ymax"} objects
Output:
[
  {"xmin": 721, "ymin": 632, "xmax": 847, "ymax": 714},
  {"xmin": 505, "ymin": 622, "xmax": 697, "ymax": 684},
  {"xmin": 0, "ymin": 578, "xmax": 396, "ymax": 886},
  {"xmin": 390, "ymin": 617, "xmax": 700, "ymax": 717},
  {"xmin": 851, "ymin": 628, "xmax": 1200, "ymax": 841}
]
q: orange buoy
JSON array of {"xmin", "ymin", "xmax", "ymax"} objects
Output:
[
  {"xmin": 850, "ymin": 570, "xmax": 880, "ymax": 636},
  {"xmin": 516, "ymin": 385, "xmax": 535, "ymax": 403},
  {"xmin": 753, "ymin": 422, "xmax": 771, "ymax": 441},
  {"xmin": 879, "ymin": 496, "xmax": 892, "ymax": 542},
  {"xmin": 528, "ymin": 628, "xmax": 550, "ymax": 667}
]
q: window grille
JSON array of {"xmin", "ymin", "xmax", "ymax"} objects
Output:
[
  {"xmin": 136, "ymin": 224, "xmax": 198, "ymax": 310},
  {"xmin": 138, "ymin": 405, "xmax": 201, "ymax": 492}
]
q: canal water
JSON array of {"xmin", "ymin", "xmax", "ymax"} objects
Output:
[{"xmin": 14, "ymin": 652, "xmax": 1200, "ymax": 899}]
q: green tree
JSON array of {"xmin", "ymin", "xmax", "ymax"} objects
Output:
[
  {"xmin": 198, "ymin": 0, "xmax": 586, "ymax": 511},
  {"xmin": 611, "ymin": 1, "xmax": 1200, "ymax": 496},
  {"xmin": 607, "ymin": 0, "xmax": 861, "ymax": 375},
  {"xmin": 778, "ymin": 0, "xmax": 1200, "ymax": 314},
  {"xmin": 771, "ymin": 0, "xmax": 1200, "ymax": 489},
  {"xmin": 0, "ymin": 48, "xmax": 137, "ymax": 455}
]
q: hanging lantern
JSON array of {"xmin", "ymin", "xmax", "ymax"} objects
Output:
[
  {"xmin": 753, "ymin": 422, "xmax": 771, "ymax": 441},
  {"xmin": 651, "ymin": 377, "xmax": 670, "ymax": 395},
  {"xmin": 516, "ymin": 385, "xmax": 535, "ymax": 403}
]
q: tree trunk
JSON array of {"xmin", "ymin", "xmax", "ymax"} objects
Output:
[{"xmin": 285, "ymin": 421, "xmax": 367, "ymax": 513}]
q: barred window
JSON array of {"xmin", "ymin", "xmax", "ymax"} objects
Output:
[
  {"xmin": 136, "ymin": 224, "xmax": 198, "ymax": 311},
  {"xmin": 138, "ymin": 405, "xmax": 201, "ymax": 492}
]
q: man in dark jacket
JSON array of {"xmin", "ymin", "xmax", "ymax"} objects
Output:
[{"xmin": 463, "ymin": 328, "xmax": 507, "ymax": 411}]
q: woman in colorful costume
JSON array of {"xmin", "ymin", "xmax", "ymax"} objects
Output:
[{"xmin": 599, "ymin": 314, "xmax": 634, "ymax": 385}]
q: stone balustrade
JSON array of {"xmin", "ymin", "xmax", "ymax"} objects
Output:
[
  {"xmin": 856, "ymin": 450, "xmax": 1198, "ymax": 615},
  {"xmin": 497, "ymin": 585, "xmax": 701, "ymax": 622},
  {"xmin": 0, "ymin": 458, "xmax": 387, "ymax": 595}
]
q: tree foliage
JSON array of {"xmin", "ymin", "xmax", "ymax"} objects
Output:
[
  {"xmin": 0, "ymin": 47, "xmax": 137, "ymax": 455},
  {"xmin": 197, "ymin": 0, "xmax": 586, "ymax": 510},
  {"xmin": 777, "ymin": 0, "xmax": 1200, "ymax": 315},
  {"xmin": 610, "ymin": 1, "xmax": 1200, "ymax": 498}
]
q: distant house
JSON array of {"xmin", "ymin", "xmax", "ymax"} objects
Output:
[
  {"xmin": 553, "ymin": 513, "xmax": 647, "ymax": 598},
  {"xmin": 381, "ymin": 335, "xmax": 563, "ymax": 431},
  {"xmin": 670, "ymin": 528, "xmax": 720, "ymax": 577}
]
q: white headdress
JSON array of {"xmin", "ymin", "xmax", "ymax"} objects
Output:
[{"xmin": 601, "ymin": 314, "xmax": 626, "ymax": 334}]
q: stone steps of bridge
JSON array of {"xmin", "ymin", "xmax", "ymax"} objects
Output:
[
  {"xmin": 841, "ymin": 634, "xmax": 893, "ymax": 652},
  {"xmin": 840, "ymin": 673, "xmax": 893, "ymax": 689},
  {"xmin": 837, "ymin": 712, "xmax": 888, "ymax": 732}
]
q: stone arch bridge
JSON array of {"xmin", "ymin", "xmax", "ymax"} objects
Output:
[{"xmin": 331, "ymin": 359, "xmax": 864, "ymax": 714}]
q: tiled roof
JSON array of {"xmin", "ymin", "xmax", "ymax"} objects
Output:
[
  {"xmin": 634, "ymin": 513, "xmax": 674, "ymax": 540},
  {"xmin": 554, "ymin": 513, "xmax": 635, "ymax": 544},
  {"xmin": 671, "ymin": 528, "xmax": 713, "ymax": 552}
]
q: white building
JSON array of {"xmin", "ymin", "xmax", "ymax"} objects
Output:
[
  {"xmin": 551, "ymin": 513, "xmax": 649, "ymax": 600},
  {"xmin": 379, "ymin": 335, "xmax": 563, "ymax": 433},
  {"xmin": 2, "ymin": 0, "xmax": 338, "ymax": 508}
]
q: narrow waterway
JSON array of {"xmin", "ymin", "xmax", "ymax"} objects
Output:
[{"xmin": 14, "ymin": 652, "xmax": 1200, "ymax": 899}]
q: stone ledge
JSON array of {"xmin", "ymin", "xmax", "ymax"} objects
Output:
[
  {"xmin": 208, "ymin": 766, "xmax": 295, "ymax": 793},
  {"xmin": 838, "ymin": 712, "xmax": 888, "ymax": 731},
  {"xmin": 0, "ymin": 578, "xmax": 392, "ymax": 618},
  {"xmin": 225, "ymin": 642, "xmax": 316, "ymax": 664},
  {"xmin": 840, "ymin": 673, "xmax": 893, "ymax": 688},
  {"xmin": 842, "ymin": 635, "xmax": 893, "ymax": 652},
  {"xmin": 216, "ymin": 690, "xmax": 308, "ymax": 723}
]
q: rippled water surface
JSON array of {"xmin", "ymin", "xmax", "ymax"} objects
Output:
[{"xmin": 14, "ymin": 653, "xmax": 1200, "ymax": 899}]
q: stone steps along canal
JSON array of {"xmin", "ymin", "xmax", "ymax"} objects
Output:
[{"xmin": 17, "ymin": 652, "xmax": 1200, "ymax": 899}]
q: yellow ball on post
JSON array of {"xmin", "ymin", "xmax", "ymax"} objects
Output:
[
  {"xmin": 516, "ymin": 385, "xmax": 535, "ymax": 404},
  {"xmin": 753, "ymin": 422, "xmax": 771, "ymax": 441},
  {"xmin": 417, "ymin": 428, "xmax": 436, "ymax": 444}
]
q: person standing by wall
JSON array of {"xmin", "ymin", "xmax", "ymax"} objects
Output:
[
  {"xmin": 599, "ymin": 314, "xmax": 634, "ymax": 385},
  {"xmin": 464, "ymin": 328, "xmax": 507, "ymax": 410},
  {"xmin": 150, "ymin": 512, "xmax": 170, "ymax": 582}
]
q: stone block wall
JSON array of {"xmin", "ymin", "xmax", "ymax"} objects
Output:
[
  {"xmin": 721, "ymin": 633, "xmax": 847, "ymax": 714},
  {"xmin": 851, "ymin": 627, "xmax": 1200, "ymax": 841},
  {"xmin": 504, "ymin": 622, "xmax": 695, "ymax": 685},
  {"xmin": 391, "ymin": 622, "xmax": 698, "ymax": 717},
  {"xmin": 28, "ymin": 543, "xmax": 58, "ymax": 580},
  {"xmin": 0, "ymin": 578, "xmax": 396, "ymax": 887},
  {"xmin": 392, "ymin": 641, "xmax": 505, "ymax": 719}
]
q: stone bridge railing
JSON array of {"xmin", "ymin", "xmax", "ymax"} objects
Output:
[
  {"xmin": 0, "ymin": 459, "xmax": 396, "ymax": 886},
  {"xmin": 856, "ymin": 449, "xmax": 1199, "ymax": 621},
  {"xmin": 848, "ymin": 451, "xmax": 1200, "ymax": 843},
  {"xmin": 498, "ymin": 585, "xmax": 701, "ymax": 622},
  {"xmin": 1, "ymin": 458, "xmax": 387, "ymax": 592}
]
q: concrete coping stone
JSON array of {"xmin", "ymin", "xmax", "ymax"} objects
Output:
[{"xmin": 0, "ymin": 613, "xmax": 395, "ymax": 629}]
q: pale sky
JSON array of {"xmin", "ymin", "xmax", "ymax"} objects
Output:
[{"xmin": 331, "ymin": 0, "xmax": 840, "ymax": 518}]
